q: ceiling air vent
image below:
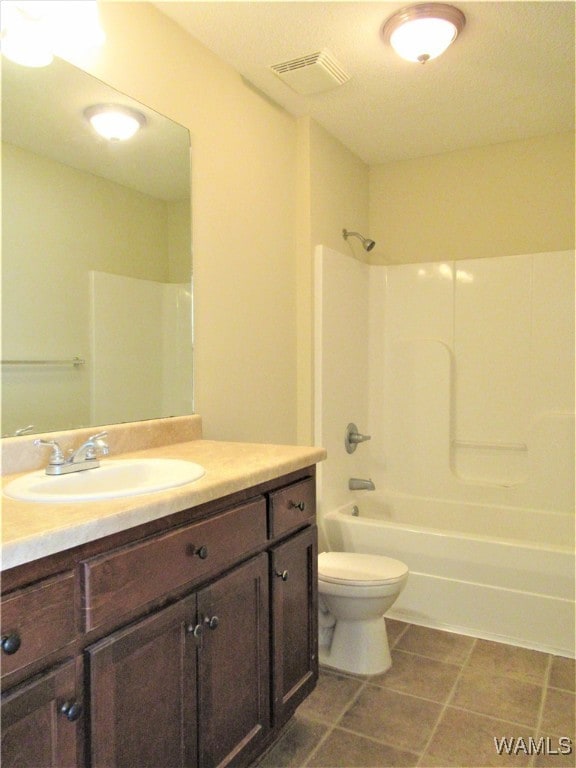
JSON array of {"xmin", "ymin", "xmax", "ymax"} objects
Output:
[{"xmin": 269, "ymin": 49, "xmax": 350, "ymax": 95}]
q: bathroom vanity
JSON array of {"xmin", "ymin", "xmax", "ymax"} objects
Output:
[{"xmin": 1, "ymin": 419, "xmax": 326, "ymax": 768}]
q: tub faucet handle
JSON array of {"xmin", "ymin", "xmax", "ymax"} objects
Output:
[{"xmin": 345, "ymin": 423, "xmax": 372, "ymax": 453}]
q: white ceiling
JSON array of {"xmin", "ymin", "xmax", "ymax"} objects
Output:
[{"xmin": 152, "ymin": 1, "xmax": 575, "ymax": 164}]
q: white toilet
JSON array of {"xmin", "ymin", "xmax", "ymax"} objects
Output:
[{"xmin": 318, "ymin": 551, "xmax": 409, "ymax": 676}]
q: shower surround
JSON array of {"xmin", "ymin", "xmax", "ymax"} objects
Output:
[{"xmin": 314, "ymin": 246, "xmax": 575, "ymax": 655}]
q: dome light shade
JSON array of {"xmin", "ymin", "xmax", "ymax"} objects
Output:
[
  {"xmin": 382, "ymin": 3, "xmax": 465, "ymax": 63},
  {"xmin": 85, "ymin": 105, "xmax": 146, "ymax": 141},
  {"xmin": 0, "ymin": 2, "xmax": 53, "ymax": 67},
  {"xmin": 0, "ymin": 1, "xmax": 105, "ymax": 68}
]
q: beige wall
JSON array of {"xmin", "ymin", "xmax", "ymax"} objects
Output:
[
  {"xmin": 369, "ymin": 132, "xmax": 575, "ymax": 264},
  {"xmin": 308, "ymin": 121, "xmax": 370, "ymax": 259},
  {"xmin": 67, "ymin": 2, "xmax": 369, "ymax": 446},
  {"xmin": 296, "ymin": 119, "xmax": 370, "ymax": 443},
  {"xmin": 54, "ymin": 3, "xmax": 573, "ymax": 448},
  {"xmin": 66, "ymin": 2, "xmax": 298, "ymax": 443}
]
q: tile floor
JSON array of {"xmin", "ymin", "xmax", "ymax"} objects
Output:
[{"xmin": 257, "ymin": 620, "xmax": 576, "ymax": 768}]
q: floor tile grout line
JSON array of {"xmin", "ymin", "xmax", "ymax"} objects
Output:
[
  {"xmin": 442, "ymin": 703, "xmax": 555, "ymax": 732},
  {"xmin": 415, "ymin": 635, "xmax": 478, "ymax": 766},
  {"xmin": 300, "ymin": 721, "xmax": 335, "ymax": 768},
  {"xmin": 394, "ymin": 647, "xmax": 556, "ymax": 687},
  {"xmin": 305, "ymin": 624, "xmax": 420, "ymax": 765},
  {"xmin": 302, "ymin": 677, "xmax": 370, "ymax": 767},
  {"xmin": 285, "ymin": 623, "xmax": 569, "ymax": 768},
  {"xmin": 317, "ymin": 631, "xmax": 554, "ymax": 765},
  {"xmin": 387, "ymin": 646, "xmax": 463, "ymax": 666},
  {"xmin": 389, "ymin": 620, "xmax": 411, "ymax": 648},
  {"xmin": 315, "ymin": 720, "xmax": 423, "ymax": 761}
]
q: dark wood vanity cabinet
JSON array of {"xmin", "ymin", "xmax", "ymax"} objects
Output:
[
  {"xmin": 271, "ymin": 525, "xmax": 318, "ymax": 727},
  {"xmin": 88, "ymin": 554, "xmax": 270, "ymax": 768},
  {"xmin": 1, "ymin": 468, "xmax": 318, "ymax": 768},
  {"xmin": 87, "ymin": 595, "xmax": 198, "ymax": 768},
  {"xmin": 1, "ymin": 659, "xmax": 83, "ymax": 768},
  {"xmin": 196, "ymin": 554, "xmax": 270, "ymax": 767}
]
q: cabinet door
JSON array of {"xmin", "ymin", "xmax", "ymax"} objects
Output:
[
  {"xmin": 87, "ymin": 596, "xmax": 197, "ymax": 768},
  {"xmin": 1, "ymin": 659, "xmax": 82, "ymax": 768},
  {"xmin": 197, "ymin": 554, "xmax": 270, "ymax": 768},
  {"xmin": 271, "ymin": 525, "xmax": 318, "ymax": 727}
]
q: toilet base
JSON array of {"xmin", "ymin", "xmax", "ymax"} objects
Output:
[{"xmin": 318, "ymin": 616, "xmax": 391, "ymax": 676}]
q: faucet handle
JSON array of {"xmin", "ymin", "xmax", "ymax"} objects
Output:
[
  {"xmin": 88, "ymin": 431, "xmax": 108, "ymax": 441},
  {"xmin": 83, "ymin": 431, "xmax": 109, "ymax": 459},
  {"xmin": 34, "ymin": 438, "xmax": 65, "ymax": 465},
  {"xmin": 14, "ymin": 424, "xmax": 35, "ymax": 436},
  {"xmin": 345, "ymin": 423, "xmax": 372, "ymax": 453},
  {"xmin": 349, "ymin": 431, "xmax": 371, "ymax": 444}
]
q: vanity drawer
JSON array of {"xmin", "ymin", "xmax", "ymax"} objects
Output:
[
  {"xmin": 1, "ymin": 572, "xmax": 76, "ymax": 678},
  {"xmin": 269, "ymin": 477, "xmax": 315, "ymax": 538},
  {"xmin": 82, "ymin": 497, "xmax": 267, "ymax": 631}
]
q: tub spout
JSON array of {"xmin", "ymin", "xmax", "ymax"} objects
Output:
[{"xmin": 349, "ymin": 478, "xmax": 375, "ymax": 491}]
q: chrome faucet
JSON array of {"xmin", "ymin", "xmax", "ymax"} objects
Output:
[
  {"xmin": 35, "ymin": 431, "xmax": 109, "ymax": 475},
  {"xmin": 349, "ymin": 478, "xmax": 375, "ymax": 491}
]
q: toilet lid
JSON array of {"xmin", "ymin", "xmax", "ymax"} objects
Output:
[{"xmin": 318, "ymin": 552, "xmax": 408, "ymax": 585}]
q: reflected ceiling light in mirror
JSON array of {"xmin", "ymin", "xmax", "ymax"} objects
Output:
[
  {"xmin": 382, "ymin": 3, "xmax": 465, "ymax": 63},
  {"xmin": 85, "ymin": 105, "xmax": 147, "ymax": 142},
  {"xmin": 0, "ymin": 0, "xmax": 104, "ymax": 68}
]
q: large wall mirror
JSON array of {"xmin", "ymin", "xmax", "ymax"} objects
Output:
[{"xmin": 1, "ymin": 55, "xmax": 193, "ymax": 437}]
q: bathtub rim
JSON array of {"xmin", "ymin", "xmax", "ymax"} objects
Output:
[{"xmin": 325, "ymin": 499, "xmax": 575, "ymax": 554}]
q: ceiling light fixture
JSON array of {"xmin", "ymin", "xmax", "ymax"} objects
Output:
[
  {"xmin": 84, "ymin": 104, "xmax": 147, "ymax": 142},
  {"xmin": 0, "ymin": 2, "xmax": 54, "ymax": 67},
  {"xmin": 0, "ymin": 1, "xmax": 105, "ymax": 68},
  {"xmin": 382, "ymin": 3, "xmax": 465, "ymax": 64}
]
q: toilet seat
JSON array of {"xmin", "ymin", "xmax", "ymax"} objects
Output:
[{"xmin": 318, "ymin": 552, "xmax": 408, "ymax": 586}]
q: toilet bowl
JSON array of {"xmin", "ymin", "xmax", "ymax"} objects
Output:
[{"xmin": 318, "ymin": 551, "xmax": 408, "ymax": 675}]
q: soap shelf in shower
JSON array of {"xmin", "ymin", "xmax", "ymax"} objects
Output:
[
  {"xmin": 1, "ymin": 356, "xmax": 86, "ymax": 368},
  {"xmin": 452, "ymin": 439, "xmax": 527, "ymax": 452}
]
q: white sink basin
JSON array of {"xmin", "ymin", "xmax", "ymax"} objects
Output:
[{"xmin": 3, "ymin": 458, "xmax": 206, "ymax": 502}]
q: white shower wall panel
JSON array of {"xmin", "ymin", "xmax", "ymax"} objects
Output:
[
  {"xmin": 383, "ymin": 261, "xmax": 453, "ymax": 342},
  {"xmin": 90, "ymin": 272, "xmax": 193, "ymax": 426},
  {"xmin": 531, "ymin": 251, "xmax": 575, "ymax": 415},
  {"xmin": 162, "ymin": 282, "xmax": 193, "ymax": 415},
  {"xmin": 314, "ymin": 246, "xmax": 372, "ymax": 521},
  {"xmin": 90, "ymin": 272, "xmax": 164, "ymax": 425},
  {"xmin": 315, "ymin": 247, "xmax": 574, "ymax": 530},
  {"xmin": 315, "ymin": 246, "xmax": 574, "ymax": 649},
  {"xmin": 454, "ymin": 255, "xmax": 532, "ymax": 449},
  {"xmin": 377, "ymin": 251, "xmax": 574, "ymax": 512}
]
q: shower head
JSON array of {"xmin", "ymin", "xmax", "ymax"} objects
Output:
[{"xmin": 342, "ymin": 229, "xmax": 376, "ymax": 252}]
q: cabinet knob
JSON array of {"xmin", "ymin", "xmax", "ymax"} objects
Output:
[
  {"xmin": 275, "ymin": 570, "xmax": 289, "ymax": 581},
  {"xmin": 204, "ymin": 615, "xmax": 219, "ymax": 630},
  {"xmin": 188, "ymin": 544, "xmax": 208, "ymax": 559},
  {"xmin": 186, "ymin": 623, "xmax": 203, "ymax": 638},
  {"xmin": 60, "ymin": 699, "xmax": 82, "ymax": 722},
  {"xmin": 289, "ymin": 501, "xmax": 306, "ymax": 512},
  {"xmin": 1, "ymin": 632, "xmax": 21, "ymax": 655}
]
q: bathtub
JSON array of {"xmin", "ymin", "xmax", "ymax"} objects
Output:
[{"xmin": 323, "ymin": 494, "xmax": 575, "ymax": 656}]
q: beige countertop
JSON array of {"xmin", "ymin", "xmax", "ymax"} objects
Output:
[{"xmin": 1, "ymin": 439, "xmax": 326, "ymax": 571}]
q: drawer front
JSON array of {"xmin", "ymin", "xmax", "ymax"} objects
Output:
[
  {"xmin": 269, "ymin": 478, "xmax": 315, "ymax": 538},
  {"xmin": 1, "ymin": 572, "xmax": 76, "ymax": 677},
  {"xmin": 82, "ymin": 497, "xmax": 267, "ymax": 631}
]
